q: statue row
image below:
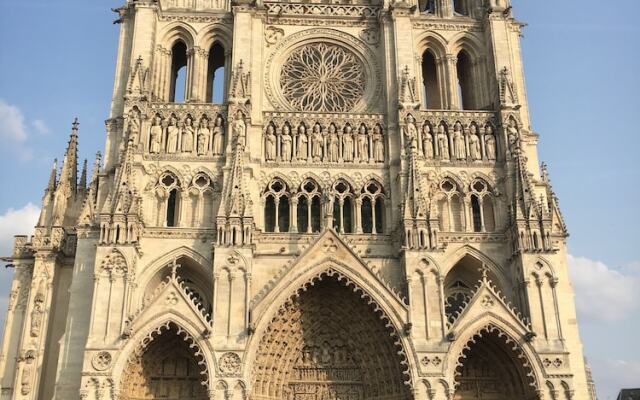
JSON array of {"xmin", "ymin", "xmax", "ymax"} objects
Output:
[
  {"xmin": 403, "ymin": 116, "xmax": 498, "ymax": 162},
  {"xmin": 147, "ymin": 114, "xmax": 226, "ymax": 156},
  {"xmin": 264, "ymin": 122, "xmax": 385, "ymax": 164}
]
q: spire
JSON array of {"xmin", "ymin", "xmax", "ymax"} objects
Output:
[
  {"xmin": 59, "ymin": 118, "xmax": 80, "ymax": 194},
  {"xmin": 46, "ymin": 159, "xmax": 58, "ymax": 193}
]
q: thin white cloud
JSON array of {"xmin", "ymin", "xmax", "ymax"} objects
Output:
[
  {"xmin": 568, "ymin": 255, "xmax": 640, "ymax": 322},
  {"xmin": 0, "ymin": 203, "xmax": 40, "ymax": 258},
  {"xmin": 32, "ymin": 119, "xmax": 50, "ymax": 135},
  {"xmin": 0, "ymin": 99, "xmax": 42, "ymax": 161}
]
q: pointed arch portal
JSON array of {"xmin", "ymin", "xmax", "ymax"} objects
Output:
[
  {"xmin": 454, "ymin": 326, "xmax": 538, "ymax": 400},
  {"xmin": 121, "ymin": 323, "xmax": 208, "ymax": 400},
  {"xmin": 252, "ymin": 275, "xmax": 411, "ymax": 400}
]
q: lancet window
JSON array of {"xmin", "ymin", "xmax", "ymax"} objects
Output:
[
  {"xmin": 156, "ymin": 172, "xmax": 182, "ymax": 228},
  {"xmin": 332, "ymin": 180, "xmax": 355, "ymax": 234},
  {"xmin": 421, "ymin": 50, "xmax": 442, "ymax": 109},
  {"xmin": 169, "ymin": 41, "xmax": 189, "ymax": 103},
  {"xmin": 456, "ymin": 51, "xmax": 475, "ymax": 110},
  {"xmin": 187, "ymin": 173, "xmax": 215, "ymax": 228},
  {"xmin": 207, "ymin": 42, "xmax": 226, "ymax": 104},
  {"xmin": 453, "ymin": 0, "xmax": 470, "ymax": 15},
  {"xmin": 436, "ymin": 179, "xmax": 464, "ymax": 232},
  {"xmin": 296, "ymin": 179, "xmax": 322, "ymax": 234},
  {"xmin": 469, "ymin": 179, "xmax": 496, "ymax": 232},
  {"xmin": 360, "ymin": 180, "xmax": 385, "ymax": 234},
  {"xmin": 263, "ymin": 179, "xmax": 290, "ymax": 233}
]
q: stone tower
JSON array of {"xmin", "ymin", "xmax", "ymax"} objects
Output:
[{"xmin": 0, "ymin": 0, "xmax": 596, "ymax": 399}]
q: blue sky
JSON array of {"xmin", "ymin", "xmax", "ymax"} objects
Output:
[{"xmin": 0, "ymin": 1, "xmax": 638, "ymax": 398}]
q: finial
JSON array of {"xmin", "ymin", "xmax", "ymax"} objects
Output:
[{"xmin": 72, "ymin": 118, "xmax": 80, "ymax": 134}]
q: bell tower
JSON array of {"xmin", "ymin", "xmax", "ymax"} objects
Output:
[{"xmin": 0, "ymin": 0, "xmax": 596, "ymax": 399}]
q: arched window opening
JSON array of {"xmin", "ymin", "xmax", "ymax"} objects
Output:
[
  {"xmin": 456, "ymin": 51, "xmax": 475, "ymax": 110},
  {"xmin": 471, "ymin": 195, "xmax": 482, "ymax": 232},
  {"xmin": 297, "ymin": 196, "xmax": 309, "ymax": 233},
  {"xmin": 170, "ymin": 41, "xmax": 188, "ymax": 103},
  {"xmin": 207, "ymin": 42, "xmax": 226, "ymax": 104},
  {"xmin": 263, "ymin": 179, "xmax": 290, "ymax": 233},
  {"xmin": 362, "ymin": 197, "xmax": 373, "ymax": 234},
  {"xmin": 453, "ymin": 0, "xmax": 468, "ymax": 15},
  {"xmin": 437, "ymin": 179, "xmax": 463, "ymax": 232},
  {"xmin": 450, "ymin": 193, "xmax": 463, "ymax": 232},
  {"xmin": 166, "ymin": 189, "xmax": 179, "ymax": 227},
  {"xmin": 360, "ymin": 181, "xmax": 385, "ymax": 234},
  {"xmin": 265, "ymin": 196, "xmax": 276, "ymax": 233},
  {"xmin": 311, "ymin": 196, "xmax": 321, "ymax": 232},
  {"xmin": 297, "ymin": 179, "xmax": 322, "ymax": 234},
  {"xmin": 422, "ymin": 50, "xmax": 441, "ymax": 109},
  {"xmin": 333, "ymin": 181, "xmax": 354, "ymax": 234},
  {"xmin": 483, "ymin": 197, "xmax": 496, "ymax": 232},
  {"xmin": 375, "ymin": 197, "xmax": 384, "ymax": 234},
  {"xmin": 278, "ymin": 196, "xmax": 290, "ymax": 233},
  {"xmin": 421, "ymin": 0, "xmax": 435, "ymax": 13},
  {"xmin": 343, "ymin": 197, "xmax": 353, "ymax": 233},
  {"xmin": 470, "ymin": 179, "xmax": 496, "ymax": 232}
]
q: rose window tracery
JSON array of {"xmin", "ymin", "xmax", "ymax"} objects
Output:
[{"xmin": 280, "ymin": 43, "xmax": 366, "ymax": 112}]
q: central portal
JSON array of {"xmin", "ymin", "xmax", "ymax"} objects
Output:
[{"xmin": 252, "ymin": 275, "xmax": 411, "ymax": 400}]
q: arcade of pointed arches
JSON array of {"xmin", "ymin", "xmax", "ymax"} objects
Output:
[{"xmin": 262, "ymin": 177, "xmax": 387, "ymax": 235}]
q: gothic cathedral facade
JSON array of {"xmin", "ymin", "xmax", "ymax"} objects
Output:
[{"xmin": 0, "ymin": 0, "xmax": 596, "ymax": 399}]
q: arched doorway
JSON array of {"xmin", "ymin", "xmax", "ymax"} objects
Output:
[
  {"xmin": 252, "ymin": 275, "xmax": 411, "ymax": 400},
  {"xmin": 121, "ymin": 323, "xmax": 208, "ymax": 400},
  {"xmin": 454, "ymin": 327, "xmax": 538, "ymax": 400}
]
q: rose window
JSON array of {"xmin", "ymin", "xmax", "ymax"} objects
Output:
[{"xmin": 280, "ymin": 43, "xmax": 366, "ymax": 113}]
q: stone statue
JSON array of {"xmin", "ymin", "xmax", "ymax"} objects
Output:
[
  {"xmin": 265, "ymin": 125, "xmax": 277, "ymax": 161},
  {"xmin": 181, "ymin": 116, "xmax": 195, "ymax": 154},
  {"xmin": 328, "ymin": 124, "xmax": 339, "ymax": 163},
  {"xmin": 127, "ymin": 109, "xmax": 141, "ymax": 145},
  {"xmin": 485, "ymin": 125, "xmax": 497, "ymax": 161},
  {"xmin": 281, "ymin": 124, "xmax": 293, "ymax": 162},
  {"xmin": 212, "ymin": 115, "xmax": 225, "ymax": 155},
  {"xmin": 297, "ymin": 124, "xmax": 308, "ymax": 160},
  {"xmin": 468, "ymin": 124, "xmax": 481, "ymax": 161},
  {"xmin": 165, "ymin": 116, "xmax": 179, "ymax": 154},
  {"xmin": 312, "ymin": 123, "xmax": 323, "ymax": 161},
  {"xmin": 507, "ymin": 118, "xmax": 519, "ymax": 150},
  {"xmin": 452, "ymin": 122, "xmax": 466, "ymax": 160},
  {"xmin": 404, "ymin": 115, "xmax": 418, "ymax": 151},
  {"xmin": 422, "ymin": 124, "xmax": 434, "ymax": 159},
  {"xmin": 232, "ymin": 111, "xmax": 247, "ymax": 149},
  {"xmin": 372, "ymin": 124, "xmax": 384, "ymax": 163},
  {"xmin": 197, "ymin": 118, "xmax": 210, "ymax": 156},
  {"xmin": 437, "ymin": 124, "xmax": 449, "ymax": 160},
  {"xmin": 357, "ymin": 124, "xmax": 369, "ymax": 162},
  {"xmin": 342, "ymin": 125, "xmax": 354, "ymax": 162},
  {"xmin": 149, "ymin": 116, "xmax": 162, "ymax": 154}
]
